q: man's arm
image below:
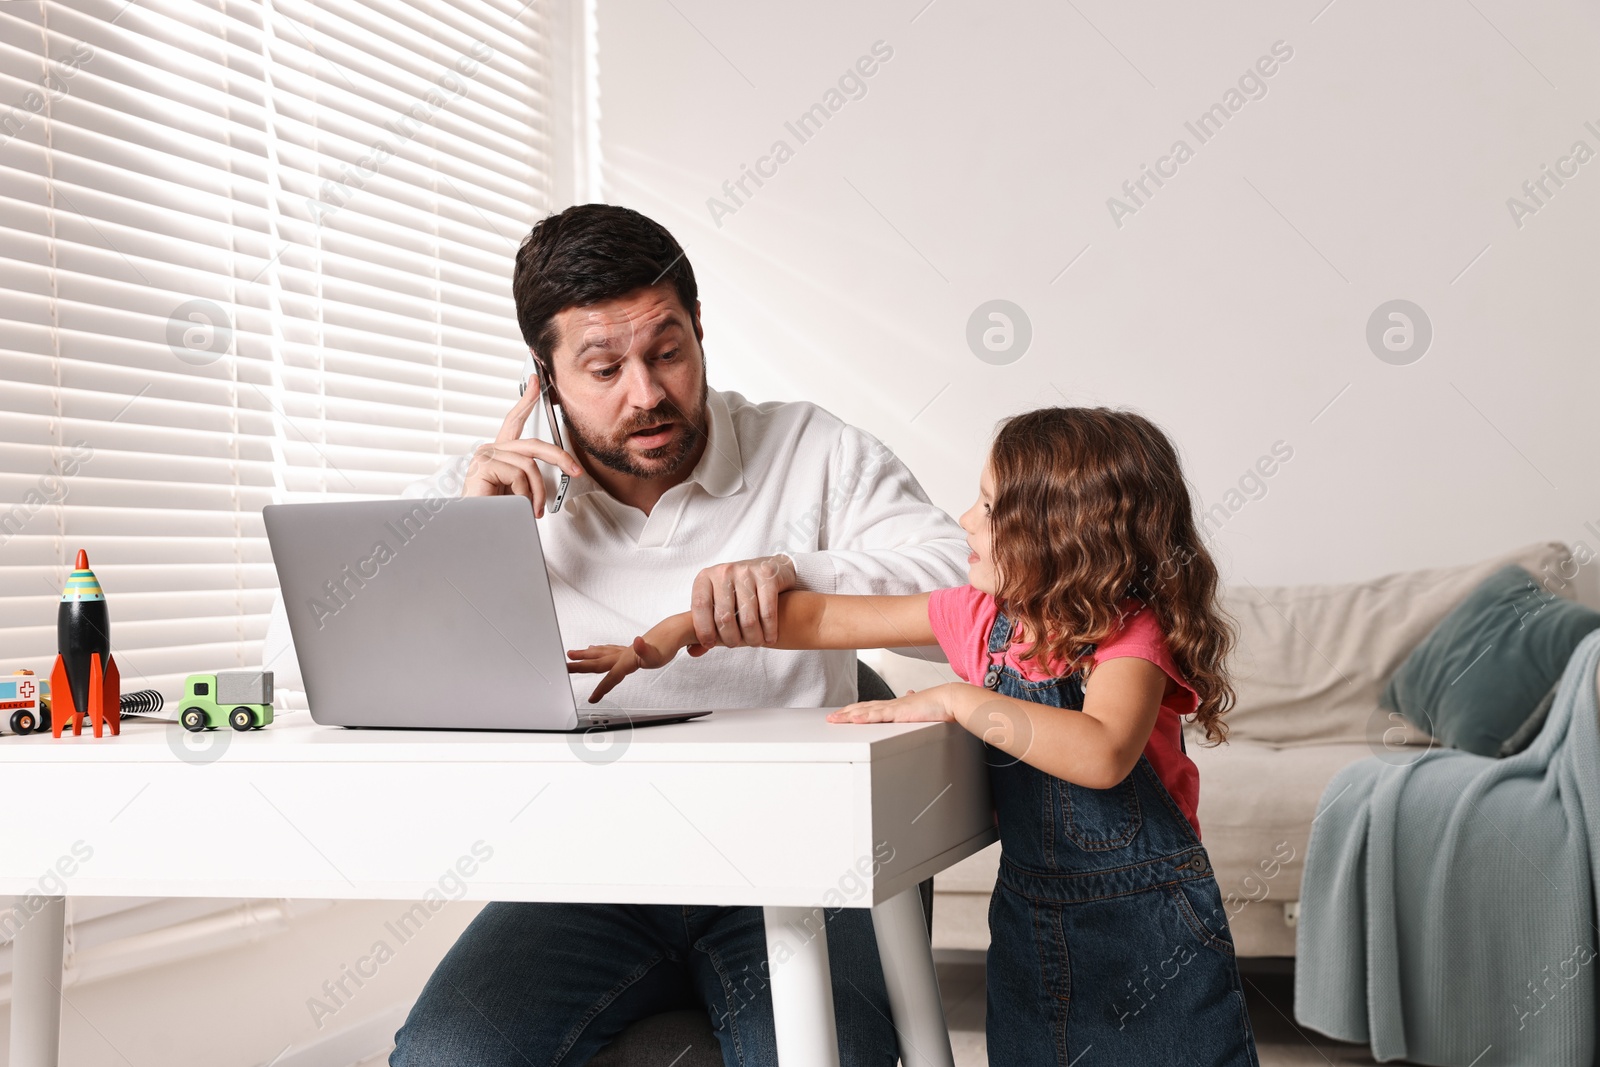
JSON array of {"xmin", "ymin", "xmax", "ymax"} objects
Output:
[
  {"xmin": 570, "ymin": 592, "xmax": 936, "ymax": 702},
  {"xmin": 691, "ymin": 420, "xmax": 968, "ymax": 651}
]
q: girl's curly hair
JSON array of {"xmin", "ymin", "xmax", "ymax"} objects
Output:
[{"xmin": 988, "ymin": 407, "xmax": 1236, "ymax": 744}]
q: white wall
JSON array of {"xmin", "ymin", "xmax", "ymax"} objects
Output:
[{"xmin": 595, "ymin": 0, "xmax": 1600, "ymax": 586}]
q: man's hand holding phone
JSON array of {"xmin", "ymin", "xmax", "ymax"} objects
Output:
[{"xmin": 463, "ymin": 369, "xmax": 584, "ymax": 518}]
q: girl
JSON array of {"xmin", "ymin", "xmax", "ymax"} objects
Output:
[{"xmin": 569, "ymin": 407, "xmax": 1259, "ymax": 1066}]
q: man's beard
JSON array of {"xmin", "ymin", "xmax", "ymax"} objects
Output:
[{"xmin": 562, "ymin": 378, "xmax": 710, "ymax": 481}]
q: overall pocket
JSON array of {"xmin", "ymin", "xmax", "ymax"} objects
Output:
[
  {"xmin": 1056, "ymin": 773, "xmax": 1142, "ymax": 851},
  {"xmin": 1161, "ymin": 874, "xmax": 1238, "ymax": 960}
]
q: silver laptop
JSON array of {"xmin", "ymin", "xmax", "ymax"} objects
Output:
[{"xmin": 263, "ymin": 495, "xmax": 710, "ymax": 732}]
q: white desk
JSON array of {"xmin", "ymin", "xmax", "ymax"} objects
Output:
[{"xmin": 0, "ymin": 709, "xmax": 995, "ymax": 1067}]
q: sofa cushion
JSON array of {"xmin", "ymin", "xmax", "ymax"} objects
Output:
[
  {"xmin": 1497, "ymin": 685, "xmax": 1561, "ymax": 756},
  {"xmin": 1381, "ymin": 564, "xmax": 1600, "ymax": 756},
  {"xmin": 1191, "ymin": 737, "xmax": 1382, "ymax": 956},
  {"xmin": 1217, "ymin": 541, "xmax": 1579, "ymax": 747}
]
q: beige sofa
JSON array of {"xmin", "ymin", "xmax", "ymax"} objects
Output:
[{"xmin": 865, "ymin": 540, "xmax": 1598, "ymax": 958}]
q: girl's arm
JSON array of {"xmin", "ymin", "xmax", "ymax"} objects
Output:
[
  {"xmin": 830, "ymin": 656, "xmax": 1173, "ymax": 790},
  {"xmin": 567, "ymin": 591, "xmax": 936, "ymax": 703}
]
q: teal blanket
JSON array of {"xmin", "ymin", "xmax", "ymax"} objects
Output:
[{"xmin": 1296, "ymin": 629, "xmax": 1600, "ymax": 1065}]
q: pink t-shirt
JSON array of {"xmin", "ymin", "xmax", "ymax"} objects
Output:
[{"xmin": 927, "ymin": 585, "xmax": 1203, "ymax": 840}]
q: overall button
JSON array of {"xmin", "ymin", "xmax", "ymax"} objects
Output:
[{"xmin": 983, "ymin": 667, "xmax": 1001, "ymax": 690}]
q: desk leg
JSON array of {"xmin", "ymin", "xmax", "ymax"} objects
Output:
[
  {"xmin": 9, "ymin": 895, "xmax": 65, "ymax": 1067},
  {"xmin": 871, "ymin": 887, "xmax": 955, "ymax": 1067},
  {"xmin": 762, "ymin": 906, "xmax": 841, "ymax": 1067}
]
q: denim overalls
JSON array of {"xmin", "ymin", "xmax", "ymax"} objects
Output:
[{"xmin": 978, "ymin": 611, "xmax": 1259, "ymax": 1067}]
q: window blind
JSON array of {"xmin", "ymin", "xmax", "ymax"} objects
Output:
[{"xmin": 0, "ymin": 0, "xmax": 564, "ymax": 700}]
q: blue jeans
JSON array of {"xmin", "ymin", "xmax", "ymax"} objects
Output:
[{"xmin": 390, "ymin": 901, "xmax": 898, "ymax": 1066}]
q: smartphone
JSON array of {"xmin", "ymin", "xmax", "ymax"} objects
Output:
[{"xmin": 520, "ymin": 353, "xmax": 571, "ymax": 513}]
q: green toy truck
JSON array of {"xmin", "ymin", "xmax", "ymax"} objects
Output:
[{"xmin": 180, "ymin": 671, "xmax": 274, "ymax": 732}]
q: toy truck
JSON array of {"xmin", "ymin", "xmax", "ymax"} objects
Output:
[
  {"xmin": 180, "ymin": 671, "xmax": 274, "ymax": 732},
  {"xmin": 0, "ymin": 670, "xmax": 48, "ymax": 735}
]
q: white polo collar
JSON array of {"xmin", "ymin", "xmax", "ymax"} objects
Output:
[{"xmin": 685, "ymin": 387, "xmax": 744, "ymax": 498}]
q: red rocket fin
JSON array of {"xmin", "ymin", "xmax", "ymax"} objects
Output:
[
  {"xmin": 49, "ymin": 655, "xmax": 68, "ymax": 737},
  {"xmin": 49, "ymin": 655, "xmax": 82, "ymax": 737},
  {"xmin": 102, "ymin": 654, "xmax": 120, "ymax": 736}
]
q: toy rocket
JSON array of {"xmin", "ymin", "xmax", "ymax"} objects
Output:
[{"xmin": 50, "ymin": 549, "xmax": 120, "ymax": 737}]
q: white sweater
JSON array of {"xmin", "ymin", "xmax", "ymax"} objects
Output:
[{"xmin": 266, "ymin": 388, "xmax": 969, "ymax": 710}]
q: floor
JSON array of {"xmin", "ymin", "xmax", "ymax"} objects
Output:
[{"xmin": 938, "ymin": 958, "xmax": 1393, "ymax": 1066}]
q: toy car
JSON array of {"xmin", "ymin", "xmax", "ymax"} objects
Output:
[
  {"xmin": 0, "ymin": 670, "xmax": 48, "ymax": 735},
  {"xmin": 180, "ymin": 671, "xmax": 274, "ymax": 732}
]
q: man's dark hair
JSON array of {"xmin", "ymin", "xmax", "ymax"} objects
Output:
[{"xmin": 512, "ymin": 204, "xmax": 699, "ymax": 378}]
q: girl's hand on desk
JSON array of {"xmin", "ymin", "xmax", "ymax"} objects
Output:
[{"xmin": 826, "ymin": 685, "xmax": 955, "ymax": 724}]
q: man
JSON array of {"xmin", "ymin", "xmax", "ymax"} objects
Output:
[{"xmin": 389, "ymin": 204, "xmax": 967, "ymax": 1066}]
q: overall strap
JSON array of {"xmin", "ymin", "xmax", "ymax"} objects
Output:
[
  {"xmin": 986, "ymin": 609, "xmax": 1097, "ymax": 676},
  {"xmin": 986, "ymin": 609, "xmax": 1014, "ymax": 654},
  {"xmin": 981, "ymin": 611, "xmax": 1014, "ymax": 691}
]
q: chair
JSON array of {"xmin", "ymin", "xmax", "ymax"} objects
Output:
[{"xmin": 590, "ymin": 658, "xmax": 933, "ymax": 1066}]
